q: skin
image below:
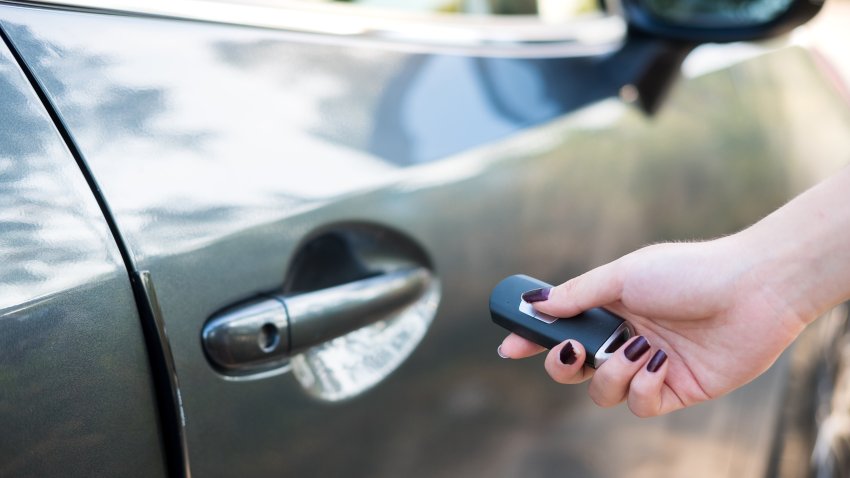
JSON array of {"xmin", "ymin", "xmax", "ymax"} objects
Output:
[{"xmin": 499, "ymin": 166, "xmax": 850, "ymax": 417}]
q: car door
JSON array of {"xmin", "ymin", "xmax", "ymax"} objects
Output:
[
  {"xmin": 2, "ymin": 2, "xmax": 850, "ymax": 477},
  {"xmin": 0, "ymin": 26, "xmax": 165, "ymax": 478}
]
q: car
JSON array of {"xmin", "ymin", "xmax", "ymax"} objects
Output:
[{"xmin": 1, "ymin": 0, "xmax": 848, "ymax": 476}]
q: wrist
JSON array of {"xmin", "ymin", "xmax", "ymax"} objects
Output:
[
  {"xmin": 730, "ymin": 225, "xmax": 823, "ymax": 326},
  {"xmin": 730, "ymin": 182, "xmax": 850, "ymax": 326}
]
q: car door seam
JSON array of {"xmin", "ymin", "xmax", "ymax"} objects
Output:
[{"xmin": 0, "ymin": 19, "xmax": 191, "ymax": 478}]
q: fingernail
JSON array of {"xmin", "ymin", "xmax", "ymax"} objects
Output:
[
  {"xmin": 647, "ymin": 349, "xmax": 668, "ymax": 372},
  {"xmin": 497, "ymin": 345, "xmax": 509, "ymax": 359},
  {"xmin": 624, "ymin": 336, "xmax": 650, "ymax": 362},
  {"xmin": 522, "ymin": 287, "xmax": 551, "ymax": 303},
  {"xmin": 559, "ymin": 341, "xmax": 577, "ymax": 365}
]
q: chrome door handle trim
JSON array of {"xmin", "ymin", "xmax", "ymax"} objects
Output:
[
  {"xmin": 285, "ymin": 266, "xmax": 429, "ymax": 354},
  {"xmin": 202, "ymin": 267, "xmax": 431, "ymax": 375},
  {"xmin": 202, "ymin": 296, "xmax": 290, "ymax": 373}
]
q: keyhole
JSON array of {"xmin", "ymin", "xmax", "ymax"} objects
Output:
[{"xmin": 258, "ymin": 323, "xmax": 280, "ymax": 352}]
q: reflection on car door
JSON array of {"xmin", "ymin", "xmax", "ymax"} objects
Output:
[
  {"xmin": 3, "ymin": 4, "xmax": 850, "ymax": 477},
  {"xmin": 0, "ymin": 31, "xmax": 165, "ymax": 478}
]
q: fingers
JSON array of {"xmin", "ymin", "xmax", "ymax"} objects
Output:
[
  {"xmin": 544, "ymin": 340, "xmax": 594, "ymax": 384},
  {"xmin": 627, "ymin": 350, "xmax": 677, "ymax": 418},
  {"xmin": 497, "ymin": 333, "xmax": 545, "ymax": 359},
  {"xmin": 588, "ymin": 336, "xmax": 653, "ymax": 407},
  {"xmin": 527, "ymin": 261, "xmax": 624, "ymax": 318},
  {"xmin": 499, "ymin": 333, "xmax": 677, "ymax": 416},
  {"xmin": 499, "ymin": 335, "xmax": 592, "ymax": 383}
]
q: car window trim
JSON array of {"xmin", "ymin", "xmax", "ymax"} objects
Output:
[{"xmin": 1, "ymin": 0, "xmax": 626, "ymax": 57}]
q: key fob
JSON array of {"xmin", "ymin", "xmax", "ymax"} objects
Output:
[{"xmin": 490, "ymin": 274, "xmax": 635, "ymax": 368}]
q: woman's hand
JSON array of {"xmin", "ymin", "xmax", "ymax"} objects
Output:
[
  {"xmin": 499, "ymin": 236, "xmax": 812, "ymax": 417},
  {"xmin": 500, "ymin": 166, "xmax": 850, "ymax": 417}
]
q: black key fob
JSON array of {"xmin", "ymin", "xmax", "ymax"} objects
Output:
[{"xmin": 490, "ymin": 274, "xmax": 634, "ymax": 368}]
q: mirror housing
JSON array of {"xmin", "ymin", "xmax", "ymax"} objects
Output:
[{"xmin": 618, "ymin": 0, "xmax": 825, "ymax": 43}]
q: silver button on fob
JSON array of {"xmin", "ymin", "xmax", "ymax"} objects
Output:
[{"xmin": 490, "ymin": 274, "xmax": 635, "ymax": 368}]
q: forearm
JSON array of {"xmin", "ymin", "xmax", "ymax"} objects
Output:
[{"xmin": 737, "ymin": 165, "xmax": 850, "ymax": 323}]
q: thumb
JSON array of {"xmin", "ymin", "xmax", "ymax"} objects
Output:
[{"xmin": 528, "ymin": 261, "xmax": 624, "ymax": 318}]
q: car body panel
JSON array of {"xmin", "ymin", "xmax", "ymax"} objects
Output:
[
  {"xmin": 2, "ymin": 4, "xmax": 850, "ymax": 477},
  {"xmin": 0, "ymin": 31, "xmax": 166, "ymax": 477}
]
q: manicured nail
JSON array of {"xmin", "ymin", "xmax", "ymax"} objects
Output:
[
  {"xmin": 647, "ymin": 349, "xmax": 668, "ymax": 372},
  {"xmin": 497, "ymin": 345, "xmax": 509, "ymax": 359},
  {"xmin": 522, "ymin": 287, "xmax": 551, "ymax": 303},
  {"xmin": 624, "ymin": 336, "xmax": 650, "ymax": 362},
  {"xmin": 559, "ymin": 341, "xmax": 577, "ymax": 365}
]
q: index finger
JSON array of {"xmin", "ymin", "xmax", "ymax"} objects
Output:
[{"xmin": 528, "ymin": 261, "xmax": 624, "ymax": 318}]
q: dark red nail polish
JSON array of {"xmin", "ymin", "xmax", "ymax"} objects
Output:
[
  {"xmin": 559, "ymin": 341, "xmax": 577, "ymax": 365},
  {"xmin": 624, "ymin": 336, "xmax": 650, "ymax": 362},
  {"xmin": 647, "ymin": 350, "xmax": 667, "ymax": 372},
  {"xmin": 522, "ymin": 287, "xmax": 551, "ymax": 303}
]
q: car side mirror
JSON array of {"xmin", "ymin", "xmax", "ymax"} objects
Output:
[
  {"xmin": 604, "ymin": 0, "xmax": 824, "ymax": 114},
  {"xmin": 618, "ymin": 0, "xmax": 825, "ymax": 43}
]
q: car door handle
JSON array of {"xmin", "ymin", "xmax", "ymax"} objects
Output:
[{"xmin": 202, "ymin": 267, "xmax": 431, "ymax": 375}]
